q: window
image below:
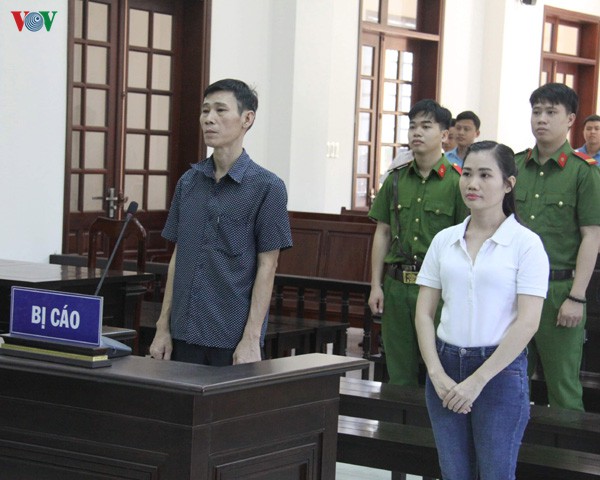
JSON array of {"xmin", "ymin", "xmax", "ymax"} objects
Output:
[
  {"xmin": 541, "ymin": 7, "xmax": 600, "ymax": 147},
  {"xmin": 352, "ymin": 0, "xmax": 443, "ymax": 210}
]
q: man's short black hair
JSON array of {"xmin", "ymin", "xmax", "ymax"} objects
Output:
[
  {"xmin": 203, "ymin": 79, "xmax": 258, "ymax": 114},
  {"xmin": 408, "ymin": 99, "xmax": 452, "ymax": 130},
  {"xmin": 529, "ymin": 83, "xmax": 578, "ymax": 115},
  {"xmin": 449, "ymin": 118, "xmax": 456, "ymax": 128},
  {"xmin": 583, "ymin": 114, "xmax": 600, "ymax": 126},
  {"xmin": 456, "ymin": 110, "xmax": 481, "ymax": 130}
]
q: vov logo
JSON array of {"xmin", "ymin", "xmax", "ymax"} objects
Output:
[{"xmin": 11, "ymin": 11, "xmax": 58, "ymax": 32}]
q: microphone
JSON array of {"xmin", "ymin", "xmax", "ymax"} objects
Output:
[{"xmin": 94, "ymin": 201, "xmax": 139, "ymax": 296}]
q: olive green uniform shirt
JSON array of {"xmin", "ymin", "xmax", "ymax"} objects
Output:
[
  {"xmin": 515, "ymin": 141, "xmax": 600, "ymax": 270},
  {"xmin": 368, "ymin": 155, "xmax": 468, "ymax": 265}
]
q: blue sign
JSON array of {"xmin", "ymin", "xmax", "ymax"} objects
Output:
[{"xmin": 10, "ymin": 287, "xmax": 103, "ymax": 346}]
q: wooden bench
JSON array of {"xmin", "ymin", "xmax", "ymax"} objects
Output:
[
  {"xmin": 338, "ymin": 415, "xmax": 600, "ymax": 480},
  {"xmin": 530, "ymin": 370, "xmax": 600, "ymax": 414},
  {"xmin": 338, "ymin": 377, "xmax": 600, "ymax": 479},
  {"xmin": 339, "ymin": 377, "xmax": 600, "ymax": 452},
  {"xmin": 280, "ymin": 211, "xmax": 375, "ymax": 282}
]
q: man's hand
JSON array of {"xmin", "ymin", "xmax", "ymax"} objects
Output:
[
  {"xmin": 368, "ymin": 285, "xmax": 384, "ymax": 315},
  {"xmin": 233, "ymin": 336, "xmax": 261, "ymax": 365},
  {"xmin": 149, "ymin": 329, "xmax": 173, "ymax": 360},
  {"xmin": 557, "ymin": 298, "xmax": 584, "ymax": 327}
]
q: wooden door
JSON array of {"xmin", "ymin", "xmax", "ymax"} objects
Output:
[
  {"xmin": 64, "ymin": 0, "xmax": 208, "ymax": 262},
  {"xmin": 353, "ymin": 34, "xmax": 416, "ymax": 209}
]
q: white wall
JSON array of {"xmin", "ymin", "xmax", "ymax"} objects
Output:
[
  {"xmin": 0, "ymin": 1, "xmax": 67, "ymax": 262},
  {"xmin": 287, "ymin": 0, "xmax": 359, "ymax": 213},
  {"xmin": 210, "ymin": 0, "xmax": 359, "ymax": 213},
  {"xmin": 439, "ymin": 0, "xmax": 485, "ymax": 128}
]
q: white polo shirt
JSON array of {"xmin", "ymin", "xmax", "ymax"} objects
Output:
[{"xmin": 417, "ymin": 214, "xmax": 549, "ymax": 347}]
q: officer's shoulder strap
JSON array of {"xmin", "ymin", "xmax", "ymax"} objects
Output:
[
  {"xmin": 451, "ymin": 163, "xmax": 462, "ymax": 175},
  {"xmin": 573, "ymin": 150, "xmax": 598, "ymax": 166},
  {"xmin": 515, "ymin": 148, "xmax": 532, "ymax": 157},
  {"xmin": 391, "ymin": 159, "xmax": 413, "ymax": 171}
]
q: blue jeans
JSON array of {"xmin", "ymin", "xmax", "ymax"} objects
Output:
[{"xmin": 425, "ymin": 339, "xmax": 530, "ymax": 480}]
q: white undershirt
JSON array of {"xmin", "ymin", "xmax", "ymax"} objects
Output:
[{"xmin": 417, "ymin": 214, "xmax": 549, "ymax": 347}]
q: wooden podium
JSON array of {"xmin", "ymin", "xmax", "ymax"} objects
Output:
[{"xmin": 0, "ymin": 353, "xmax": 367, "ymax": 479}]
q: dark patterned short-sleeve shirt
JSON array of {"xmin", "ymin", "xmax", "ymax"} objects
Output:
[{"xmin": 162, "ymin": 150, "xmax": 293, "ymax": 348}]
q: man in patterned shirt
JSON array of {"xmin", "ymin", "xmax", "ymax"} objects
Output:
[{"xmin": 149, "ymin": 79, "xmax": 293, "ymax": 366}]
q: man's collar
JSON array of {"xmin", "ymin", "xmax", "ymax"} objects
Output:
[
  {"xmin": 192, "ymin": 149, "xmax": 251, "ymax": 183},
  {"xmin": 410, "ymin": 155, "xmax": 451, "ymax": 179},
  {"xmin": 526, "ymin": 140, "xmax": 572, "ymax": 168}
]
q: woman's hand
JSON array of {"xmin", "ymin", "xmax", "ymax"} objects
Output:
[
  {"xmin": 442, "ymin": 374, "xmax": 486, "ymax": 414},
  {"xmin": 429, "ymin": 370, "xmax": 458, "ymax": 403}
]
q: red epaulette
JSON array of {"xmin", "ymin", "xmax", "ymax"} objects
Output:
[
  {"xmin": 573, "ymin": 150, "xmax": 598, "ymax": 166},
  {"xmin": 451, "ymin": 163, "xmax": 462, "ymax": 174}
]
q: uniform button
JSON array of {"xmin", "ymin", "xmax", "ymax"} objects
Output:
[
  {"xmin": 417, "ymin": 198, "xmax": 422, "ymax": 202},
  {"xmin": 460, "ymin": 348, "xmax": 467, "ymax": 355},
  {"xmin": 413, "ymin": 236, "xmax": 418, "ymax": 241},
  {"xmin": 558, "ymin": 201, "xmax": 564, "ymax": 206},
  {"xmin": 539, "ymin": 171, "xmax": 544, "ymax": 176},
  {"xmin": 421, "ymin": 179, "xmax": 426, "ymax": 184},
  {"xmin": 534, "ymin": 194, "xmax": 540, "ymax": 199},
  {"xmin": 435, "ymin": 209, "xmax": 440, "ymax": 214},
  {"xmin": 398, "ymin": 204, "xmax": 402, "ymax": 209},
  {"xmin": 415, "ymin": 218, "xmax": 420, "ymax": 223},
  {"xmin": 530, "ymin": 215, "xmax": 535, "ymax": 220}
]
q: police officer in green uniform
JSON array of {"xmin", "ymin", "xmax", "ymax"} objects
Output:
[
  {"xmin": 515, "ymin": 83, "xmax": 600, "ymax": 411},
  {"xmin": 368, "ymin": 99, "xmax": 468, "ymax": 386}
]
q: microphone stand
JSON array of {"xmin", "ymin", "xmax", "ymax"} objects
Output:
[
  {"xmin": 94, "ymin": 202, "xmax": 138, "ymax": 357},
  {"xmin": 94, "ymin": 204, "xmax": 138, "ymax": 296}
]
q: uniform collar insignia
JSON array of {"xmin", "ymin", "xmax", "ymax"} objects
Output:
[
  {"xmin": 437, "ymin": 163, "xmax": 446, "ymax": 178},
  {"xmin": 558, "ymin": 152, "xmax": 568, "ymax": 168}
]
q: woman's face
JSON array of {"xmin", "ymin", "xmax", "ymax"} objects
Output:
[{"xmin": 460, "ymin": 150, "xmax": 515, "ymax": 214}]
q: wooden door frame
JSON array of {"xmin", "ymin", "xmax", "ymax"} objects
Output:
[{"xmin": 62, "ymin": 0, "xmax": 211, "ymax": 257}]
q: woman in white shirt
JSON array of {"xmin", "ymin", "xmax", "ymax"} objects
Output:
[{"xmin": 415, "ymin": 141, "xmax": 549, "ymax": 480}]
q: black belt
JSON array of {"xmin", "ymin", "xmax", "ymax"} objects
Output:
[
  {"xmin": 549, "ymin": 269, "xmax": 574, "ymax": 281},
  {"xmin": 386, "ymin": 264, "xmax": 419, "ymax": 284}
]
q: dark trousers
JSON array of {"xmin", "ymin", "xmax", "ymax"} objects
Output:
[{"xmin": 172, "ymin": 339, "xmax": 235, "ymax": 366}]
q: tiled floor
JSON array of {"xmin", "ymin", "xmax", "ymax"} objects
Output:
[
  {"xmin": 336, "ymin": 463, "xmax": 423, "ymax": 479},
  {"xmin": 335, "ymin": 329, "xmax": 427, "ymax": 479}
]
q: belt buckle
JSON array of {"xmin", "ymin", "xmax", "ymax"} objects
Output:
[{"xmin": 402, "ymin": 270, "xmax": 418, "ymax": 284}]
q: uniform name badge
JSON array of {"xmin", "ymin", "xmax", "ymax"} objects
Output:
[{"xmin": 402, "ymin": 271, "xmax": 418, "ymax": 284}]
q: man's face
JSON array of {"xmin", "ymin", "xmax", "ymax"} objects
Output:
[
  {"xmin": 408, "ymin": 112, "xmax": 446, "ymax": 157},
  {"xmin": 530, "ymin": 101, "xmax": 574, "ymax": 146},
  {"xmin": 200, "ymin": 91, "xmax": 254, "ymax": 149},
  {"xmin": 584, "ymin": 121, "xmax": 600, "ymax": 149},
  {"xmin": 455, "ymin": 119, "xmax": 479, "ymax": 149},
  {"xmin": 442, "ymin": 126, "xmax": 457, "ymax": 152}
]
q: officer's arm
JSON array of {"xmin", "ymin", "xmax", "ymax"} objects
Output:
[
  {"xmin": 572, "ymin": 225, "xmax": 600, "ymax": 299},
  {"xmin": 557, "ymin": 225, "xmax": 600, "ymax": 327},
  {"xmin": 368, "ymin": 222, "xmax": 391, "ymax": 314}
]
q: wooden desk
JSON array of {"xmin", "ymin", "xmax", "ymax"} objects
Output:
[
  {"xmin": 0, "ymin": 259, "xmax": 153, "ymax": 339},
  {"xmin": 0, "ymin": 353, "xmax": 367, "ymax": 479}
]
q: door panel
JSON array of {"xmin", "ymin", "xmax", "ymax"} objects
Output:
[{"xmin": 64, "ymin": 0, "xmax": 205, "ymax": 262}]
